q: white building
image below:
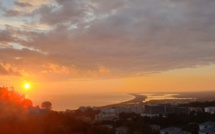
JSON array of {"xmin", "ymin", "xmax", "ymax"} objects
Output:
[{"xmin": 205, "ymin": 107, "xmax": 215, "ymax": 114}]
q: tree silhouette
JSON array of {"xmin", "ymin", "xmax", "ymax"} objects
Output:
[
  {"xmin": 41, "ymin": 101, "xmax": 52, "ymax": 110},
  {"xmin": 0, "ymin": 87, "xmax": 32, "ymax": 118}
]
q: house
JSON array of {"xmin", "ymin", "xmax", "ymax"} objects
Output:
[
  {"xmin": 199, "ymin": 121, "xmax": 215, "ymax": 130},
  {"xmin": 160, "ymin": 127, "xmax": 191, "ymax": 134}
]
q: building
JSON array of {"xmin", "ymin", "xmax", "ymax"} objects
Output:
[
  {"xmin": 115, "ymin": 107, "xmax": 130, "ymax": 114},
  {"xmin": 205, "ymin": 107, "xmax": 215, "ymax": 114},
  {"xmin": 164, "ymin": 105, "xmax": 176, "ymax": 114},
  {"xmin": 130, "ymin": 105, "xmax": 145, "ymax": 114},
  {"xmin": 145, "ymin": 105, "xmax": 189, "ymax": 115},
  {"xmin": 145, "ymin": 105, "xmax": 164, "ymax": 114},
  {"xmin": 160, "ymin": 127, "xmax": 191, "ymax": 134},
  {"xmin": 199, "ymin": 121, "xmax": 215, "ymax": 130},
  {"xmin": 188, "ymin": 107, "xmax": 203, "ymax": 113},
  {"xmin": 95, "ymin": 108, "xmax": 118, "ymax": 121}
]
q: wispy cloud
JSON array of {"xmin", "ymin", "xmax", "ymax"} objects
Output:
[{"xmin": 0, "ymin": 63, "xmax": 22, "ymax": 76}]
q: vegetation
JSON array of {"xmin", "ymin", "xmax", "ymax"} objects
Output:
[
  {"xmin": 41, "ymin": 101, "xmax": 52, "ymax": 110},
  {"xmin": 0, "ymin": 87, "xmax": 110, "ymax": 134}
]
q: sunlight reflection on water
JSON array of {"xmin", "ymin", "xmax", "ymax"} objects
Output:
[{"xmin": 142, "ymin": 93, "xmax": 195, "ymax": 102}]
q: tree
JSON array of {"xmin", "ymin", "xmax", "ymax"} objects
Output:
[
  {"xmin": 0, "ymin": 87, "xmax": 33, "ymax": 118},
  {"xmin": 41, "ymin": 101, "xmax": 52, "ymax": 110}
]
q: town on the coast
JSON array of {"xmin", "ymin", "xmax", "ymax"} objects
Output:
[
  {"xmin": 1, "ymin": 86, "xmax": 215, "ymax": 134},
  {"xmin": 63, "ymin": 94, "xmax": 215, "ymax": 134}
]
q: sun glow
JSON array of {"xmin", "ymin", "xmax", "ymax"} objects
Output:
[{"xmin": 24, "ymin": 83, "xmax": 30, "ymax": 90}]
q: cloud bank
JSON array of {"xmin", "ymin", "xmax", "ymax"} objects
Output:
[{"xmin": 0, "ymin": 0, "xmax": 215, "ymax": 80}]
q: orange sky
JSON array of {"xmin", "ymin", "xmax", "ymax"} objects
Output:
[
  {"xmin": 1, "ymin": 0, "xmax": 215, "ymax": 107},
  {"xmin": 2, "ymin": 64, "xmax": 213, "ymax": 98}
]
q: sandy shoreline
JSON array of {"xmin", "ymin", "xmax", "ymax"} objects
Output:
[
  {"xmin": 103, "ymin": 94, "xmax": 147, "ymax": 107},
  {"xmin": 102, "ymin": 92, "xmax": 199, "ymax": 108}
]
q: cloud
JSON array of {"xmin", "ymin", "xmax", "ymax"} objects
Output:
[
  {"xmin": 0, "ymin": 63, "xmax": 22, "ymax": 76},
  {"xmin": 40, "ymin": 64, "xmax": 112, "ymax": 80},
  {"xmin": 14, "ymin": 1, "xmax": 32, "ymax": 8},
  {"xmin": 1, "ymin": 0, "xmax": 215, "ymax": 79},
  {"xmin": 0, "ymin": 29, "xmax": 15, "ymax": 43},
  {"xmin": 42, "ymin": 63, "xmax": 77, "ymax": 74},
  {"xmin": 1, "ymin": 0, "xmax": 51, "ymax": 17},
  {"xmin": 18, "ymin": 0, "xmax": 51, "ymax": 6},
  {"xmin": 4, "ymin": 10, "xmax": 22, "ymax": 17},
  {"xmin": 32, "ymin": 0, "xmax": 91, "ymax": 25}
]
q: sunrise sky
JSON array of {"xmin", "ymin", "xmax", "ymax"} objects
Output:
[{"xmin": 1, "ymin": 0, "xmax": 215, "ymax": 99}]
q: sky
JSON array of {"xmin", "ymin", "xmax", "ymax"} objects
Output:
[{"xmin": 1, "ymin": 0, "xmax": 215, "ymax": 101}]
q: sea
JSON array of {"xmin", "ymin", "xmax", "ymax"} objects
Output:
[
  {"xmin": 31, "ymin": 93, "xmax": 134, "ymax": 111},
  {"xmin": 30, "ymin": 93, "xmax": 194, "ymax": 111}
]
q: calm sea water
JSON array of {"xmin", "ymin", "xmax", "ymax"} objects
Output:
[
  {"xmin": 30, "ymin": 93, "xmax": 195, "ymax": 111},
  {"xmin": 31, "ymin": 93, "xmax": 134, "ymax": 111}
]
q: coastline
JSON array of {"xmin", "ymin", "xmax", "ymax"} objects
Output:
[
  {"xmin": 103, "ymin": 94, "xmax": 147, "ymax": 107},
  {"xmin": 102, "ymin": 93, "xmax": 198, "ymax": 108}
]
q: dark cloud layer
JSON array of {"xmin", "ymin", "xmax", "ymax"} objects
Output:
[{"xmin": 1, "ymin": 0, "xmax": 215, "ymax": 78}]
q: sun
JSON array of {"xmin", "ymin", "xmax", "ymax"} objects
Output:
[{"xmin": 24, "ymin": 83, "xmax": 31, "ymax": 90}]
